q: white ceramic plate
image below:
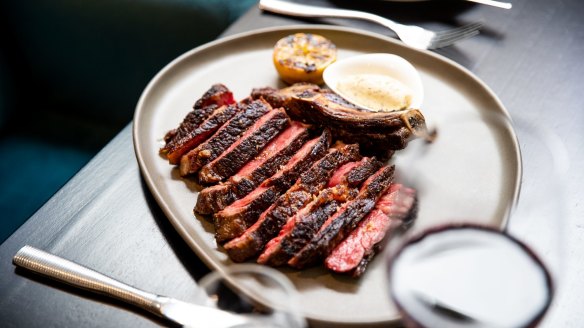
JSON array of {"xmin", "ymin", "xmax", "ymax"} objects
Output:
[{"xmin": 133, "ymin": 25, "xmax": 521, "ymax": 327}]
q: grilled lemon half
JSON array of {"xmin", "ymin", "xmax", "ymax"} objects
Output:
[{"xmin": 273, "ymin": 33, "xmax": 337, "ymax": 85}]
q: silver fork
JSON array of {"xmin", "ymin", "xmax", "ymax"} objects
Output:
[{"xmin": 259, "ymin": 0, "xmax": 482, "ymax": 50}]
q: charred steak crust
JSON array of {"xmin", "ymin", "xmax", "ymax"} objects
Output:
[
  {"xmin": 297, "ymin": 142, "xmax": 361, "ymax": 195},
  {"xmin": 289, "ymin": 165, "xmax": 395, "ymax": 269},
  {"xmin": 194, "ymin": 184, "xmax": 235, "ymax": 216},
  {"xmin": 198, "ymin": 108, "xmax": 291, "ymax": 184},
  {"xmin": 258, "ymin": 186, "xmax": 357, "ymax": 267},
  {"xmin": 232, "ymin": 123, "xmax": 311, "ymax": 198},
  {"xmin": 263, "ymin": 129, "xmax": 332, "ymax": 193},
  {"xmin": 193, "ymin": 83, "xmax": 234, "ymax": 110},
  {"xmin": 180, "ymin": 99, "xmax": 273, "ymax": 176},
  {"xmin": 214, "ymin": 187, "xmax": 279, "ymax": 243},
  {"xmin": 212, "ymin": 129, "xmax": 332, "ymax": 243},
  {"xmin": 163, "ymin": 104, "xmax": 218, "ymax": 144},
  {"xmin": 194, "ymin": 124, "xmax": 312, "ymax": 215},
  {"xmin": 224, "ymin": 188, "xmax": 312, "ymax": 263},
  {"xmin": 341, "ymin": 157, "xmax": 384, "ymax": 187},
  {"xmin": 253, "ymin": 147, "xmax": 365, "ymax": 266},
  {"xmin": 165, "ymin": 103, "xmax": 243, "ymax": 165},
  {"xmin": 223, "ymin": 130, "xmax": 333, "ymax": 262},
  {"xmin": 162, "ymin": 84, "xmax": 234, "ymax": 152}
]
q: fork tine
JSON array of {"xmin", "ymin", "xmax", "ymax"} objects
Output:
[
  {"xmin": 428, "ymin": 22, "xmax": 482, "ymax": 48},
  {"xmin": 429, "ymin": 29, "xmax": 480, "ymax": 49},
  {"xmin": 434, "ymin": 22, "xmax": 483, "ymax": 39},
  {"xmin": 433, "ymin": 26, "xmax": 481, "ymax": 46}
]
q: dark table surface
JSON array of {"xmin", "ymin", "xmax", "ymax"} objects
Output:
[{"xmin": 1, "ymin": 0, "xmax": 583, "ymax": 327}]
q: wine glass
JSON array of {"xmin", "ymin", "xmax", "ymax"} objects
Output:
[
  {"xmin": 384, "ymin": 111, "xmax": 568, "ymax": 328},
  {"xmin": 197, "ymin": 263, "xmax": 307, "ymax": 328}
]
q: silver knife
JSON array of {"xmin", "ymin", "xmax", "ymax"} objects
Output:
[{"xmin": 12, "ymin": 245, "xmax": 262, "ymax": 328}]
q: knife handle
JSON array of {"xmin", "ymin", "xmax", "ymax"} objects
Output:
[{"xmin": 13, "ymin": 245, "xmax": 162, "ymax": 316}]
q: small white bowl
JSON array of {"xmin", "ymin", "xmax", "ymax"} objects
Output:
[{"xmin": 323, "ymin": 53, "xmax": 424, "ymax": 110}]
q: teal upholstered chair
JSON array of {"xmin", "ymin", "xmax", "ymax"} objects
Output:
[{"xmin": 0, "ymin": 0, "xmax": 256, "ymax": 242}]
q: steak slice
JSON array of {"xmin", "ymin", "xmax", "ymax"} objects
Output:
[
  {"xmin": 257, "ymin": 185, "xmax": 357, "ymax": 266},
  {"xmin": 223, "ymin": 141, "xmax": 366, "ymax": 263},
  {"xmin": 213, "ymin": 130, "xmax": 334, "ymax": 243},
  {"xmin": 162, "ymin": 84, "xmax": 234, "ymax": 148},
  {"xmin": 165, "ymin": 103, "xmax": 242, "ymax": 165},
  {"xmin": 288, "ymin": 165, "xmax": 395, "ymax": 269},
  {"xmin": 214, "ymin": 185, "xmax": 279, "ymax": 243},
  {"xmin": 253, "ymin": 83, "xmax": 427, "ymax": 157},
  {"xmin": 325, "ymin": 184, "xmax": 418, "ymax": 277},
  {"xmin": 193, "ymin": 83, "xmax": 235, "ymax": 110},
  {"xmin": 179, "ymin": 99, "xmax": 273, "ymax": 176},
  {"xmin": 194, "ymin": 122, "xmax": 311, "ymax": 215},
  {"xmin": 327, "ymin": 157, "xmax": 383, "ymax": 188},
  {"xmin": 198, "ymin": 108, "xmax": 290, "ymax": 184}
]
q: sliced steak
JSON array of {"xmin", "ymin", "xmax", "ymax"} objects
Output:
[
  {"xmin": 194, "ymin": 122, "xmax": 311, "ymax": 214},
  {"xmin": 224, "ymin": 141, "xmax": 363, "ymax": 263},
  {"xmin": 213, "ymin": 130, "xmax": 335, "ymax": 243},
  {"xmin": 179, "ymin": 99, "xmax": 273, "ymax": 176},
  {"xmin": 253, "ymin": 83, "xmax": 427, "ymax": 157},
  {"xmin": 257, "ymin": 185, "xmax": 357, "ymax": 266},
  {"xmin": 224, "ymin": 186, "xmax": 312, "ymax": 263},
  {"xmin": 198, "ymin": 108, "xmax": 290, "ymax": 184},
  {"xmin": 193, "ymin": 83, "xmax": 235, "ymax": 110},
  {"xmin": 288, "ymin": 165, "xmax": 395, "ymax": 269},
  {"xmin": 162, "ymin": 84, "xmax": 234, "ymax": 149},
  {"xmin": 214, "ymin": 186, "xmax": 279, "ymax": 243},
  {"xmin": 327, "ymin": 157, "xmax": 383, "ymax": 188},
  {"xmin": 163, "ymin": 104, "xmax": 218, "ymax": 144},
  {"xmin": 325, "ymin": 184, "xmax": 418, "ymax": 277},
  {"xmin": 165, "ymin": 103, "xmax": 242, "ymax": 165}
]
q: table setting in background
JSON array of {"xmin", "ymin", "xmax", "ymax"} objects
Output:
[{"xmin": 1, "ymin": 0, "xmax": 583, "ymax": 327}]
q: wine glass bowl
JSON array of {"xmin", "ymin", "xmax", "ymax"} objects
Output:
[
  {"xmin": 198, "ymin": 264, "xmax": 307, "ymax": 328},
  {"xmin": 385, "ymin": 112, "xmax": 567, "ymax": 328}
]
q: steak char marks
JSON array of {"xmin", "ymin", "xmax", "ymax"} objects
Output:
[
  {"xmin": 224, "ymin": 144, "xmax": 374, "ymax": 263},
  {"xmin": 254, "ymin": 155, "xmax": 381, "ymax": 266},
  {"xmin": 325, "ymin": 184, "xmax": 418, "ymax": 277},
  {"xmin": 257, "ymin": 185, "xmax": 357, "ymax": 267},
  {"xmin": 213, "ymin": 130, "xmax": 335, "ymax": 243},
  {"xmin": 163, "ymin": 84, "xmax": 234, "ymax": 144},
  {"xmin": 199, "ymin": 108, "xmax": 290, "ymax": 184},
  {"xmin": 160, "ymin": 83, "xmax": 422, "ymax": 277},
  {"xmin": 253, "ymin": 83, "xmax": 427, "ymax": 158},
  {"xmin": 180, "ymin": 99, "xmax": 273, "ymax": 176},
  {"xmin": 288, "ymin": 165, "xmax": 395, "ymax": 269},
  {"xmin": 164, "ymin": 103, "xmax": 242, "ymax": 165},
  {"xmin": 194, "ymin": 122, "xmax": 311, "ymax": 215}
]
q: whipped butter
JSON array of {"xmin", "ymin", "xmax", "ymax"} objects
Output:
[{"xmin": 336, "ymin": 73, "xmax": 413, "ymax": 112}]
